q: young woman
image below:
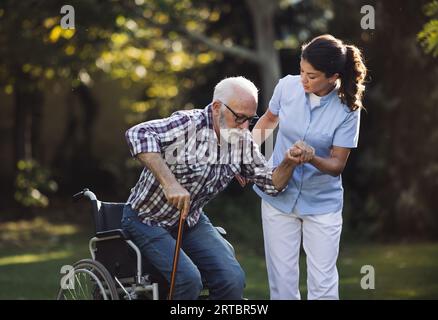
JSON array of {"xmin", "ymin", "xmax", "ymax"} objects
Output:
[{"xmin": 252, "ymin": 34, "xmax": 367, "ymax": 299}]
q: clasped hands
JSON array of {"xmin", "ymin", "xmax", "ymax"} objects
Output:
[
  {"xmin": 235, "ymin": 140, "xmax": 315, "ymax": 187},
  {"xmin": 286, "ymin": 140, "xmax": 315, "ymax": 166}
]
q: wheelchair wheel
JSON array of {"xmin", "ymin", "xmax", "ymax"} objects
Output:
[{"xmin": 57, "ymin": 259, "xmax": 119, "ymax": 300}]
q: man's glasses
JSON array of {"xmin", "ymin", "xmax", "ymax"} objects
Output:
[{"xmin": 219, "ymin": 100, "xmax": 260, "ymax": 125}]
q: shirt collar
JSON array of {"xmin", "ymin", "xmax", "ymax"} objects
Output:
[
  {"xmin": 203, "ymin": 103, "xmax": 221, "ymax": 146},
  {"xmin": 204, "ymin": 103, "xmax": 214, "ymax": 131},
  {"xmin": 305, "ymin": 82, "xmax": 339, "ymax": 108},
  {"xmin": 320, "ymin": 82, "xmax": 339, "ymax": 104}
]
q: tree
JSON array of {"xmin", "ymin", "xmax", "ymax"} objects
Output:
[
  {"xmin": 132, "ymin": 0, "xmax": 332, "ymax": 108},
  {"xmin": 418, "ymin": 1, "xmax": 438, "ymax": 57},
  {"xmin": 0, "ymin": 0, "xmax": 131, "ymax": 206}
]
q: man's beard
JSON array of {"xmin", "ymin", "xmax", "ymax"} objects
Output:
[{"xmin": 219, "ymin": 110, "xmax": 244, "ymax": 145}]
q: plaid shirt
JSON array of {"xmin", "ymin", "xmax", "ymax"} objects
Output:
[{"xmin": 125, "ymin": 104, "xmax": 284, "ymax": 229}]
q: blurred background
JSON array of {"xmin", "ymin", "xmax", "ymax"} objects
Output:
[{"xmin": 1, "ymin": 0, "xmax": 438, "ymax": 299}]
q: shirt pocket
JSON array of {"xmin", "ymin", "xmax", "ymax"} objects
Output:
[{"xmin": 307, "ymin": 132, "xmax": 333, "ymax": 155}]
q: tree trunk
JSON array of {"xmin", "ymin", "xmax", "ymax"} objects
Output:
[
  {"xmin": 178, "ymin": 0, "xmax": 282, "ymax": 111},
  {"xmin": 13, "ymin": 71, "xmax": 44, "ymax": 166},
  {"xmin": 246, "ymin": 0, "xmax": 281, "ymax": 110},
  {"xmin": 52, "ymin": 82, "xmax": 99, "ymax": 192}
]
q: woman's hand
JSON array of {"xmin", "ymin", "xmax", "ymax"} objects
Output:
[{"xmin": 293, "ymin": 140, "xmax": 315, "ymax": 164}]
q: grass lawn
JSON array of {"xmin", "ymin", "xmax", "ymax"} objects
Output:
[
  {"xmin": 1, "ymin": 217, "xmax": 438, "ymax": 299},
  {"xmin": 240, "ymin": 242, "xmax": 438, "ymax": 299}
]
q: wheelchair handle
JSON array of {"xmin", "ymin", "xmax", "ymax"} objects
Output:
[{"xmin": 72, "ymin": 188, "xmax": 97, "ymax": 202}]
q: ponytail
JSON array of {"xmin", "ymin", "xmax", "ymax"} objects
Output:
[
  {"xmin": 339, "ymin": 45, "xmax": 367, "ymax": 111},
  {"xmin": 301, "ymin": 35, "xmax": 367, "ymax": 111}
]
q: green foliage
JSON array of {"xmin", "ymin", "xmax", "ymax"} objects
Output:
[
  {"xmin": 418, "ymin": 1, "xmax": 438, "ymax": 56},
  {"xmin": 14, "ymin": 160, "xmax": 58, "ymax": 208},
  {"xmin": 96, "ymin": 0, "xmax": 232, "ymax": 123},
  {"xmin": 0, "ymin": 0, "xmax": 132, "ymax": 92}
]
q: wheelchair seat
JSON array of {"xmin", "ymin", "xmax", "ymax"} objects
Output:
[{"xmin": 87, "ymin": 199, "xmax": 162, "ymax": 276}]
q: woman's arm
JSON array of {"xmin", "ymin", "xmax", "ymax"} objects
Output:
[
  {"xmin": 309, "ymin": 146, "xmax": 351, "ymax": 177},
  {"xmin": 235, "ymin": 109, "xmax": 279, "ymax": 187},
  {"xmin": 252, "ymin": 109, "xmax": 279, "ymax": 146}
]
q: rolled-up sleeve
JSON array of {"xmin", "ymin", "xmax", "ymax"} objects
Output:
[
  {"xmin": 125, "ymin": 112, "xmax": 191, "ymax": 157},
  {"xmin": 240, "ymin": 136, "xmax": 287, "ymax": 197}
]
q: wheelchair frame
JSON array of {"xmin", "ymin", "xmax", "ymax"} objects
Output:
[
  {"xmin": 57, "ymin": 188, "xmax": 162, "ymax": 300},
  {"xmin": 57, "ymin": 188, "xmax": 229, "ymax": 300}
]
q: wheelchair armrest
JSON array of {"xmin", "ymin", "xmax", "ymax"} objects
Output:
[
  {"xmin": 95, "ymin": 229, "xmax": 130, "ymax": 240},
  {"xmin": 215, "ymin": 226, "xmax": 227, "ymax": 238}
]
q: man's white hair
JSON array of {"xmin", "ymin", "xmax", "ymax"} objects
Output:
[{"xmin": 213, "ymin": 76, "xmax": 258, "ymax": 104}]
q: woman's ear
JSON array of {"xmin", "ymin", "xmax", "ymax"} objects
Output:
[{"xmin": 329, "ymin": 73, "xmax": 340, "ymax": 84}]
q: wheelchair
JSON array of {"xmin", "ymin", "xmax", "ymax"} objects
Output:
[{"xmin": 56, "ymin": 188, "xmax": 231, "ymax": 300}]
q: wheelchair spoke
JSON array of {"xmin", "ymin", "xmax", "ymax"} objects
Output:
[
  {"xmin": 65, "ymin": 285, "xmax": 77, "ymax": 300},
  {"xmin": 75, "ymin": 272, "xmax": 88, "ymax": 298},
  {"xmin": 81, "ymin": 270, "xmax": 92, "ymax": 298},
  {"xmin": 82, "ymin": 272, "xmax": 90, "ymax": 297}
]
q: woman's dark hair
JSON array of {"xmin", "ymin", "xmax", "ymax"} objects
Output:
[{"xmin": 301, "ymin": 34, "xmax": 367, "ymax": 111}]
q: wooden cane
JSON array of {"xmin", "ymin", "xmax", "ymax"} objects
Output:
[{"xmin": 168, "ymin": 210, "xmax": 186, "ymax": 300}]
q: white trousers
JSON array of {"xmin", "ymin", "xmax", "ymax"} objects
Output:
[{"xmin": 261, "ymin": 200, "xmax": 343, "ymax": 300}]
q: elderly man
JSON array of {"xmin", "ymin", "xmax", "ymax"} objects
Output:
[{"xmin": 122, "ymin": 76, "xmax": 302, "ymax": 300}]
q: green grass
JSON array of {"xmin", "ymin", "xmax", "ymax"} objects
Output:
[
  {"xmin": 1, "ymin": 218, "xmax": 438, "ymax": 299},
  {"xmin": 0, "ymin": 218, "xmax": 91, "ymax": 300},
  {"xmin": 239, "ymin": 242, "xmax": 438, "ymax": 300}
]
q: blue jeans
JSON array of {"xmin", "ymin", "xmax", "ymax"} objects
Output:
[{"xmin": 121, "ymin": 205, "xmax": 245, "ymax": 300}]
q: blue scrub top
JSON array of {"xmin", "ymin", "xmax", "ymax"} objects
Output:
[{"xmin": 254, "ymin": 75, "xmax": 361, "ymax": 215}]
